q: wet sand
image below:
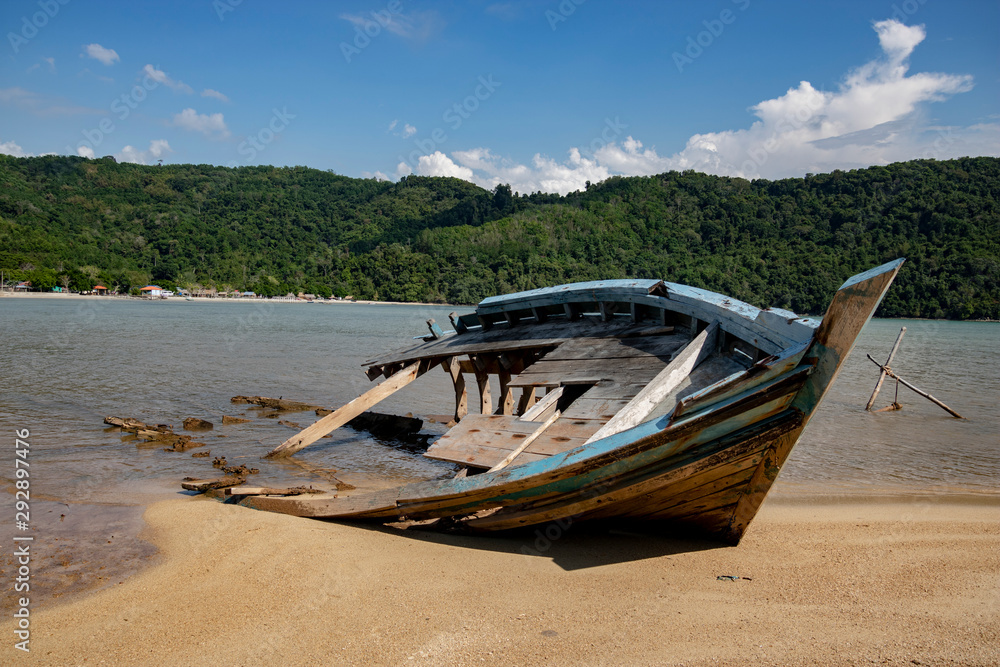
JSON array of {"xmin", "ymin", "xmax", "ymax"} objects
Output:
[{"xmin": 6, "ymin": 495, "xmax": 998, "ymax": 666}]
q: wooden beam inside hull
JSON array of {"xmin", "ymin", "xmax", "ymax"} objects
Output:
[{"xmin": 583, "ymin": 323, "xmax": 718, "ymax": 444}]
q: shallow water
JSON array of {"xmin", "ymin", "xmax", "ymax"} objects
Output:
[{"xmin": 1, "ymin": 297, "xmax": 997, "ymax": 508}]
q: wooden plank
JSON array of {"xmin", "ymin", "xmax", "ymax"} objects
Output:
[
  {"xmin": 397, "ymin": 367, "xmax": 811, "ymax": 519},
  {"xmin": 584, "ymin": 323, "xmax": 718, "ymax": 444},
  {"xmin": 509, "ymin": 356, "xmax": 671, "ymax": 388},
  {"xmin": 424, "ymin": 414, "xmax": 552, "ymax": 468},
  {"xmin": 560, "ymin": 396, "xmax": 632, "ymax": 420},
  {"xmin": 462, "ymin": 409, "xmax": 799, "ymax": 532},
  {"xmin": 364, "ymin": 318, "xmax": 657, "ymax": 368},
  {"xmin": 488, "ymin": 410, "xmax": 562, "ymax": 472},
  {"xmin": 520, "ymin": 386, "xmax": 564, "ymax": 421},
  {"xmin": 670, "ymin": 339, "xmax": 810, "ymax": 423},
  {"xmin": 265, "ymin": 361, "xmax": 425, "ymax": 458},
  {"xmin": 579, "ymin": 447, "xmax": 764, "ymax": 520},
  {"xmin": 535, "ymin": 336, "xmax": 685, "ymax": 363}
]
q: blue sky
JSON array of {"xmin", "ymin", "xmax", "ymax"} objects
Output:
[{"xmin": 2, "ymin": 0, "xmax": 997, "ymax": 193}]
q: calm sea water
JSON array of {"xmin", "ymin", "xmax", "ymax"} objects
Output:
[{"xmin": 1, "ymin": 296, "xmax": 997, "ymax": 507}]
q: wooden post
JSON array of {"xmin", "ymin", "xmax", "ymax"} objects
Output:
[
  {"xmin": 426, "ymin": 319, "xmax": 444, "ymax": 340},
  {"xmin": 470, "ymin": 355, "xmax": 492, "ymax": 414},
  {"xmin": 264, "ymin": 361, "xmax": 426, "ymax": 458},
  {"xmin": 866, "ymin": 326, "xmax": 906, "ymax": 411},
  {"xmin": 865, "ymin": 354, "xmax": 964, "ymax": 419},
  {"xmin": 516, "ymin": 387, "xmax": 537, "ymax": 416},
  {"xmin": 497, "ymin": 369, "xmax": 514, "ymax": 416},
  {"xmin": 442, "ymin": 357, "xmax": 467, "ymax": 421}
]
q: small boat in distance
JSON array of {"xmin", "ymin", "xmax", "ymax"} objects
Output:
[{"xmin": 241, "ymin": 260, "xmax": 905, "ymax": 543}]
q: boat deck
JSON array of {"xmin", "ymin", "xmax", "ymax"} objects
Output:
[{"xmin": 423, "ymin": 330, "xmax": 746, "ymax": 469}]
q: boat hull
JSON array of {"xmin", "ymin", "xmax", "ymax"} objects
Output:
[{"xmin": 241, "ymin": 259, "xmax": 905, "ymax": 544}]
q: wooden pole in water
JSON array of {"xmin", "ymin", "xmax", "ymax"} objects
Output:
[
  {"xmin": 865, "ymin": 354, "xmax": 964, "ymax": 419},
  {"xmin": 866, "ymin": 326, "xmax": 906, "ymax": 411}
]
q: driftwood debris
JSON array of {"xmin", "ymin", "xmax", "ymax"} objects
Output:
[
  {"xmin": 224, "ymin": 486, "xmax": 324, "ymax": 497},
  {"xmin": 221, "ymin": 464, "xmax": 260, "ymax": 476},
  {"xmin": 182, "ymin": 417, "xmax": 214, "ymax": 431},
  {"xmin": 104, "ymin": 416, "xmax": 172, "ymax": 433},
  {"xmin": 231, "ymin": 395, "xmax": 321, "ymax": 412},
  {"xmin": 181, "ymin": 476, "xmax": 246, "ymax": 492},
  {"xmin": 221, "ymin": 415, "xmax": 251, "ymax": 424},
  {"xmin": 865, "ymin": 353, "xmax": 964, "ymax": 419},
  {"xmin": 163, "ymin": 440, "xmax": 206, "ymax": 452}
]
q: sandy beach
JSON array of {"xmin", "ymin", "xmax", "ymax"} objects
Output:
[{"xmin": 6, "ymin": 494, "xmax": 997, "ymax": 666}]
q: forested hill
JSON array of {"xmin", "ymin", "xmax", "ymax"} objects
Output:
[{"xmin": 1, "ymin": 155, "xmax": 997, "ymax": 319}]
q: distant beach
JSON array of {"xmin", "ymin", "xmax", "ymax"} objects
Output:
[{"xmin": 0, "ymin": 291, "xmax": 455, "ymax": 307}]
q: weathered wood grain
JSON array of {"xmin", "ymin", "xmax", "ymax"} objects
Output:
[{"xmin": 265, "ymin": 360, "xmax": 426, "ymax": 458}]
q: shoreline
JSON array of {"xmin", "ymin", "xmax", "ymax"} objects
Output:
[
  {"xmin": 7, "ymin": 490, "xmax": 998, "ymax": 665},
  {"xmin": 0, "ymin": 291, "xmax": 460, "ymax": 308},
  {"xmin": 4, "ymin": 292, "xmax": 997, "ymax": 321}
]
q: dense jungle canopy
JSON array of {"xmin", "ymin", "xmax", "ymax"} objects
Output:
[{"xmin": 1, "ymin": 154, "xmax": 997, "ymax": 319}]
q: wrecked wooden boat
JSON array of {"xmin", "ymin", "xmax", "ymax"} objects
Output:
[{"xmin": 241, "ymin": 259, "xmax": 904, "ymax": 543}]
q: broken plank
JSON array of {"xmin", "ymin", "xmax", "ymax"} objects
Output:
[
  {"xmin": 584, "ymin": 323, "xmax": 718, "ymax": 444},
  {"xmin": 488, "ymin": 410, "xmax": 562, "ymax": 472},
  {"xmin": 265, "ymin": 361, "xmax": 426, "ymax": 458}
]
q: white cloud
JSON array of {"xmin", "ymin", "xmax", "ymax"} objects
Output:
[
  {"xmin": 341, "ymin": 10, "xmax": 443, "ymax": 42},
  {"xmin": 413, "ymin": 151, "xmax": 475, "ymax": 180},
  {"xmin": 142, "ymin": 64, "xmax": 194, "ymax": 94},
  {"xmin": 82, "ymin": 43, "xmax": 119, "ymax": 65},
  {"xmin": 388, "ymin": 119, "xmax": 398, "ymax": 132},
  {"xmin": 379, "ymin": 19, "xmax": 997, "ymax": 194},
  {"xmin": 0, "ymin": 139, "xmax": 30, "ymax": 157},
  {"xmin": 117, "ymin": 139, "xmax": 171, "ymax": 164},
  {"xmin": 201, "ymin": 88, "xmax": 229, "ymax": 103},
  {"xmin": 402, "ymin": 123, "xmax": 417, "ymax": 138},
  {"xmin": 172, "ymin": 108, "xmax": 230, "ymax": 138},
  {"xmin": 77, "ymin": 145, "xmax": 95, "ymax": 159}
]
